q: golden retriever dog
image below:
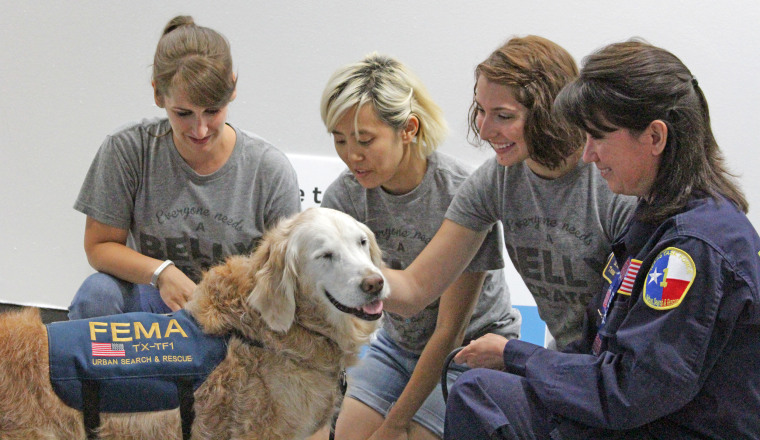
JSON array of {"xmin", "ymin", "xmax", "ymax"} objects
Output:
[{"xmin": 0, "ymin": 207, "xmax": 388, "ymax": 439}]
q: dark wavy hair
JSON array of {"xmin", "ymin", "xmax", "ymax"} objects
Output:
[
  {"xmin": 554, "ymin": 39, "xmax": 746, "ymax": 223},
  {"xmin": 468, "ymin": 35, "xmax": 583, "ymax": 169}
]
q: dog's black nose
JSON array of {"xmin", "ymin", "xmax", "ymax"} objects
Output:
[{"xmin": 361, "ymin": 274, "xmax": 384, "ymax": 294}]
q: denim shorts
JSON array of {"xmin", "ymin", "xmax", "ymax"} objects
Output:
[{"xmin": 346, "ymin": 328, "xmax": 468, "ymax": 438}]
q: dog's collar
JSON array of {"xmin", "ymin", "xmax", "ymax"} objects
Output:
[
  {"xmin": 296, "ymin": 320, "xmax": 340, "ymax": 349},
  {"xmin": 227, "ymin": 324, "xmax": 346, "ymax": 394},
  {"xmin": 227, "ymin": 322, "xmax": 338, "ymax": 369},
  {"xmin": 228, "ymin": 328, "xmax": 264, "ymax": 349},
  {"xmin": 294, "ymin": 322, "xmax": 348, "ymax": 397}
]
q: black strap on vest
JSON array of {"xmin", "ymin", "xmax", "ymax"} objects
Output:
[
  {"xmin": 76, "ymin": 332, "xmax": 262, "ymax": 438},
  {"xmin": 82, "ymin": 379, "xmax": 100, "ymax": 440},
  {"xmin": 177, "ymin": 378, "xmax": 195, "ymax": 440},
  {"xmin": 328, "ymin": 369, "xmax": 348, "ymax": 440},
  {"xmin": 80, "ymin": 378, "xmax": 194, "ymax": 440}
]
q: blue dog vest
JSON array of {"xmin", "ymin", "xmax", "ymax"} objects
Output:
[{"xmin": 47, "ymin": 310, "xmax": 228, "ymax": 413}]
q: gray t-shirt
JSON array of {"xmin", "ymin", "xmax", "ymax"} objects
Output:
[
  {"xmin": 322, "ymin": 152, "xmax": 521, "ymax": 354},
  {"xmin": 74, "ymin": 117, "xmax": 301, "ymax": 282},
  {"xmin": 446, "ymin": 158, "xmax": 635, "ymax": 349}
]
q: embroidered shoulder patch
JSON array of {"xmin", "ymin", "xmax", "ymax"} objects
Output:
[
  {"xmin": 602, "ymin": 253, "xmax": 619, "ymax": 283},
  {"xmin": 642, "ymin": 247, "xmax": 696, "ymax": 310}
]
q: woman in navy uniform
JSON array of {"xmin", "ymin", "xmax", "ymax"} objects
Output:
[{"xmin": 446, "ymin": 40, "xmax": 760, "ymax": 439}]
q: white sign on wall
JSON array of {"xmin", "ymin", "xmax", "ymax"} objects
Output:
[{"xmin": 287, "ymin": 154, "xmax": 348, "ymax": 209}]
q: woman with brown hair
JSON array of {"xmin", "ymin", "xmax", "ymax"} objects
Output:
[
  {"xmin": 383, "ymin": 35, "xmax": 635, "ymax": 354},
  {"xmin": 68, "ymin": 16, "xmax": 300, "ymax": 319},
  {"xmin": 446, "ymin": 39, "xmax": 760, "ymax": 439}
]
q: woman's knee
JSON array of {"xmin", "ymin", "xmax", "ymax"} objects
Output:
[
  {"xmin": 445, "ymin": 369, "xmax": 492, "ymax": 439},
  {"xmin": 446, "ymin": 369, "xmax": 552, "ymax": 440},
  {"xmin": 448, "ymin": 368, "xmax": 486, "ymax": 406},
  {"xmin": 334, "ymin": 397, "xmax": 385, "ymax": 440},
  {"xmin": 68, "ymin": 272, "xmax": 133, "ymax": 319}
]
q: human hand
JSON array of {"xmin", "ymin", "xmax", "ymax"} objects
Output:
[
  {"xmin": 157, "ymin": 265, "xmax": 196, "ymax": 311},
  {"xmin": 453, "ymin": 333, "xmax": 508, "ymax": 370}
]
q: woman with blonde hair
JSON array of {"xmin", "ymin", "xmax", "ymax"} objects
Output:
[
  {"xmin": 312, "ymin": 53, "xmax": 521, "ymax": 440},
  {"xmin": 68, "ymin": 16, "xmax": 300, "ymax": 319}
]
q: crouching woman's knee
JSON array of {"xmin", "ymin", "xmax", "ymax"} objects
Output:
[{"xmin": 68, "ymin": 272, "xmax": 134, "ymax": 320}]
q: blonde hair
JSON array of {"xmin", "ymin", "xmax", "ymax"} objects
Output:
[
  {"xmin": 320, "ymin": 53, "xmax": 448, "ymax": 158},
  {"xmin": 152, "ymin": 15, "xmax": 236, "ymax": 107}
]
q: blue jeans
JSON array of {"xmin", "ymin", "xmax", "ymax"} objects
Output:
[{"xmin": 68, "ymin": 272, "xmax": 172, "ymax": 320}]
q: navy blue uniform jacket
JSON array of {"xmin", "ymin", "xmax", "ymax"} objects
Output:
[{"xmin": 502, "ymin": 196, "xmax": 760, "ymax": 438}]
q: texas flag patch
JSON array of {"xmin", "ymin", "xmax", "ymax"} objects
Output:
[{"xmin": 642, "ymin": 247, "xmax": 696, "ymax": 310}]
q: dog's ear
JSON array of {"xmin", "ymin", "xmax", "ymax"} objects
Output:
[{"xmin": 247, "ymin": 221, "xmax": 298, "ymax": 332}]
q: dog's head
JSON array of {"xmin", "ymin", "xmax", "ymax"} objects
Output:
[{"xmin": 247, "ymin": 207, "xmax": 390, "ymax": 333}]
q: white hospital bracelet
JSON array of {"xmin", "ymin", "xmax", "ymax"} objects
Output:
[{"xmin": 149, "ymin": 260, "xmax": 174, "ymax": 288}]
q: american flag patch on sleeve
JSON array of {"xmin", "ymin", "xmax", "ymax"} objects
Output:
[{"xmin": 617, "ymin": 259, "xmax": 642, "ymax": 295}]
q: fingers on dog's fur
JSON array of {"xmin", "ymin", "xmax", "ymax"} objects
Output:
[
  {"xmin": 186, "ymin": 255, "xmax": 256, "ymax": 335},
  {"xmin": 248, "ymin": 216, "xmax": 298, "ymax": 333},
  {"xmin": 190, "ymin": 212, "xmax": 302, "ymax": 334}
]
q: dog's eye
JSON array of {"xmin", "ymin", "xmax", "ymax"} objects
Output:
[
  {"xmin": 320, "ymin": 252, "xmax": 334, "ymax": 260},
  {"xmin": 360, "ymin": 237, "xmax": 367, "ymax": 246}
]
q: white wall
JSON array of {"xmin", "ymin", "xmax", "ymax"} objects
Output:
[{"xmin": 1, "ymin": 1, "xmax": 758, "ymax": 309}]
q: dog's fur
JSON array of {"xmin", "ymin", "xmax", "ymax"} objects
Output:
[{"xmin": 0, "ymin": 207, "xmax": 388, "ymax": 439}]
